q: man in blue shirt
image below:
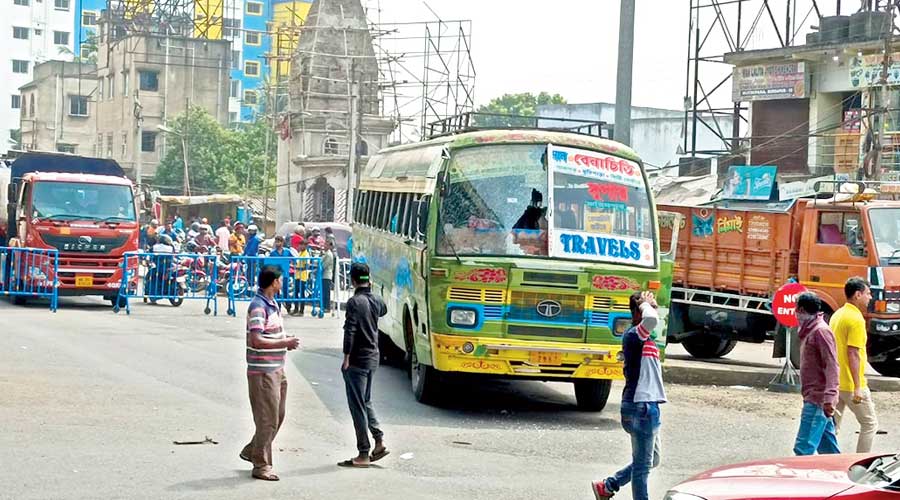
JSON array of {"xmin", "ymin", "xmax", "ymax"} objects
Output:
[
  {"xmin": 244, "ymin": 225, "xmax": 262, "ymax": 257},
  {"xmin": 266, "ymin": 235, "xmax": 295, "ymax": 308}
]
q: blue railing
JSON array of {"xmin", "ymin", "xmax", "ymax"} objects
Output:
[
  {"xmin": 114, "ymin": 251, "xmax": 219, "ymax": 315},
  {"xmin": 226, "ymin": 256, "xmax": 324, "ymax": 318},
  {"xmin": 0, "ymin": 246, "xmax": 59, "ymax": 312}
]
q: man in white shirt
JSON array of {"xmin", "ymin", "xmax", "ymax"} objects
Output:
[{"xmin": 216, "ymin": 221, "xmax": 232, "ymax": 254}]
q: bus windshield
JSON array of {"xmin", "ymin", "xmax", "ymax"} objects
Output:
[
  {"xmin": 869, "ymin": 208, "xmax": 900, "ymax": 265},
  {"xmin": 32, "ymin": 181, "xmax": 136, "ymax": 222},
  {"xmin": 437, "ymin": 143, "xmax": 656, "ymax": 267},
  {"xmin": 438, "ymin": 144, "xmax": 550, "ymax": 257}
]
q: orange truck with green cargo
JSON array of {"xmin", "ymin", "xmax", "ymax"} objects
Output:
[{"xmin": 658, "ymin": 191, "xmax": 900, "ymax": 377}]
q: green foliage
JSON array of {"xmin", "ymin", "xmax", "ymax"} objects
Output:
[
  {"xmin": 473, "ymin": 92, "xmax": 567, "ymax": 127},
  {"xmin": 10, "ymin": 129, "xmax": 21, "ymax": 149},
  {"xmin": 153, "ymin": 106, "xmax": 275, "ymax": 195}
]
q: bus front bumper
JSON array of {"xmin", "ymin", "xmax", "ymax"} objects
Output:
[{"xmin": 430, "ymin": 333, "xmax": 624, "ymax": 380}]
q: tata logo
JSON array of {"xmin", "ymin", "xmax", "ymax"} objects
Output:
[{"xmin": 536, "ymin": 300, "xmax": 562, "ymax": 318}]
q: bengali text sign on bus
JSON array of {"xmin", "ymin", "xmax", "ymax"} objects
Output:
[
  {"xmin": 551, "ymin": 229, "xmax": 654, "ymax": 265},
  {"xmin": 548, "ymin": 145, "xmax": 644, "ymax": 189}
]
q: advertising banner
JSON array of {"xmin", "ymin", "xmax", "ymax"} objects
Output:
[
  {"xmin": 551, "ymin": 229, "xmax": 654, "ymax": 266},
  {"xmin": 732, "ymin": 62, "xmax": 806, "ymax": 101}
]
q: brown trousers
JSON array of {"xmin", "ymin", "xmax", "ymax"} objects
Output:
[{"xmin": 242, "ymin": 369, "xmax": 287, "ymax": 472}]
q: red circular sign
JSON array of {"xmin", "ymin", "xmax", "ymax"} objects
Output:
[{"xmin": 772, "ymin": 282, "xmax": 808, "ymax": 327}]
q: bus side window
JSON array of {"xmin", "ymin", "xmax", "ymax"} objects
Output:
[
  {"xmin": 360, "ymin": 191, "xmax": 370, "ymax": 226},
  {"xmin": 400, "ymin": 193, "xmax": 412, "ymax": 237},
  {"xmin": 416, "ymin": 195, "xmax": 430, "ymax": 242}
]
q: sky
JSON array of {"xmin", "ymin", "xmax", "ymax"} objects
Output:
[{"xmin": 365, "ymin": 0, "xmax": 690, "ymax": 111}]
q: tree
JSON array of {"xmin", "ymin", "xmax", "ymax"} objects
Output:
[
  {"xmin": 153, "ymin": 106, "xmax": 275, "ymax": 195},
  {"xmin": 9, "ymin": 129, "xmax": 21, "ymax": 150},
  {"xmin": 473, "ymin": 92, "xmax": 567, "ymax": 127}
]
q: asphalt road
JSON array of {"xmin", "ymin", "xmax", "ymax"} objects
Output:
[{"xmin": 2, "ymin": 297, "xmax": 899, "ymax": 500}]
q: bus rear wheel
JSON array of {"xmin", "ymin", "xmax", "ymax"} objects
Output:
[{"xmin": 574, "ymin": 379, "xmax": 612, "ymax": 412}]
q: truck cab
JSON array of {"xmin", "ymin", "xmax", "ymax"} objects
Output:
[
  {"xmin": 4, "ymin": 153, "xmax": 139, "ymax": 305},
  {"xmin": 799, "ymin": 198, "xmax": 900, "ymax": 376}
]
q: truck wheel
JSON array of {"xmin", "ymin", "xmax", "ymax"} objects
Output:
[
  {"xmin": 574, "ymin": 379, "xmax": 612, "ymax": 412},
  {"xmin": 682, "ymin": 334, "xmax": 737, "ymax": 359},
  {"xmin": 12, "ymin": 295, "xmax": 27, "ymax": 306},
  {"xmin": 108, "ymin": 295, "xmax": 127, "ymax": 308},
  {"xmin": 870, "ymin": 360, "xmax": 900, "ymax": 378}
]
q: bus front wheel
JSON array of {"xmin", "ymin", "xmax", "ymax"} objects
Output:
[
  {"xmin": 410, "ymin": 348, "xmax": 440, "ymax": 405},
  {"xmin": 574, "ymin": 379, "xmax": 612, "ymax": 412}
]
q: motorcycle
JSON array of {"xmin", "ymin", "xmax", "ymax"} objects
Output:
[{"xmin": 144, "ymin": 257, "xmax": 186, "ymax": 307}]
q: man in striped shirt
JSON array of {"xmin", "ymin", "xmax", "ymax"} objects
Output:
[
  {"xmin": 592, "ymin": 291, "xmax": 665, "ymax": 500},
  {"xmin": 239, "ymin": 265, "xmax": 299, "ymax": 481}
]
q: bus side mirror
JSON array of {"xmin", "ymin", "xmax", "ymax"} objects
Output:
[{"xmin": 415, "ymin": 195, "xmax": 431, "ymax": 239}]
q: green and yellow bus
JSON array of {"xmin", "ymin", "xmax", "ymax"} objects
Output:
[{"xmin": 351, "ymin": 129, "xmax": 677, "ymax": 411}]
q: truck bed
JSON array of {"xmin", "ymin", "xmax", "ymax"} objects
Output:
[{"xmin": 658, "ymin": 201, "xmax": 803, "ymax": 298}]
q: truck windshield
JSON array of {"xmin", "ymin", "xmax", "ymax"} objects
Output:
[
  {"xmin": 869, "ymin": 208, "xmax": 900, "ymax": 264},
  {"xmin": 31, "ymin": 181, "xmax": 136, "ymax": 222},
  {"xmin": 437, "ymin": 144, "xmax": 550, "ymax": 257}
]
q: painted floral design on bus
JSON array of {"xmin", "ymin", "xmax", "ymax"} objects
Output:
[
  {"xmin": 592, "ymin": 275, "xmax": 640, "ymax": 291},
  {"xmin": 453, "ymin": 268, "xmax": 508, "ymax": 284}
]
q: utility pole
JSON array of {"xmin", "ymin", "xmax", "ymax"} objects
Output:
[
  {"xmin": 873, "ymin": 6, "xmax": 894, "ymax": 181},
  {"xmin": 133, "ymin": 91, "xmax": 143, "ymax": 188},
  {"xmin": 614, "ymin": 0, "xmax": 636, "ymax": 146},
  {"xmin": 183, "ymin": 98, "xmax": 191, "ymax": 196},
  {"xmin": 347, "ymin": 76, "xmax": 360, "ymax": 223}
]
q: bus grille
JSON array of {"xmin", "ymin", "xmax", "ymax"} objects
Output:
[
  {"xmin": 508, "ymin": 291, "xmax": 585, "ymax": 324},
  {"xmin": 589, "ymin": 295, "xmax": 630, "ymax": 312},
  {"xmin": 447, "ymin": 287, "xmax": 506, "ymax": 304}
]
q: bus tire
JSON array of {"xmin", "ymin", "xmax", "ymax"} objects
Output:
[
  {"xmin": 574, "ymin": 379, "xmax": 611, "ymax": 412},
  {"xmin": 682, "ymin": 334, "xmax": 737, "ymax": 359},
  {"xmin": 411, "ymin": 347, "xmax": 440, "ymax": 405}
]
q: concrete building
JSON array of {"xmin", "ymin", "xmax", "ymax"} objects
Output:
[
  {"xmin": 19, "ymin": 60, "xmax": 98, "ymax": 155},
  {"xmin": 275, "ymin": 0, "xmax": 393, "ymax": 225},
  {"xmin": 4, "ymin": 0, "xmax": 77, "ymax": 153},
  {"xmin": 719, "ymin": 11, "xmax": 900, "ymax": 182},
  {"xmin": 94, "ymin": 17, "xmax": 231, "ymax": 181},
  {"xmin": 536, "ymin": 102, "xmax": 727, "ymax": 175},
  {"xmin": 72, "ymin": 0, "xmax": 313, "ymax": 125}
]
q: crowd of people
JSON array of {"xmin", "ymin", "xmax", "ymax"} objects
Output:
[{"xmin": 139, "ymin": 214, "xmax": 341, "ymax": 316}]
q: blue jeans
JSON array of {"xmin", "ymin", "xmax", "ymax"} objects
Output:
[
  {"xmin": 605, "ymin": 401, "xmax": 661, "ymax": 500},
  {"xmin": 793, "ymin": 402, "xmax": 840, "ymax": 456}
]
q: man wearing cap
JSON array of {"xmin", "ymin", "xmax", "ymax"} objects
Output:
[
  {"xmin": 244, "ymin": 225, "xmax": 262, "ymax": 257},
  {"xmin": 338, "ymin": 262, "xmax": 389, "ymax": 468}
]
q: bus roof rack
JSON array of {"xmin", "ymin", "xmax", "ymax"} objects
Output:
[{"xmin": 424, "ymin": 112, "xmax": 612, "ymax": 140}]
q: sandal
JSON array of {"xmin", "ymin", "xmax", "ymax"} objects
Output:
[
  {"xmin": 252, "ymin": 471, "xmax": 280, "ymax": 481},
  {"xmin": 369, "ymin": 448, "xmax": 390, "ymax": 462},
  {"xmin": 337, "ymin": 458, "xmax": 370, "ymax": 468}
]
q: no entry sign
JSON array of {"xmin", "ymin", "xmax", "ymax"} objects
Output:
[{"xmin": 772, "ymin": 282, "xmax": 808, "ymax": 327}]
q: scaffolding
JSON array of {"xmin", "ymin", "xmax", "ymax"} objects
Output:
[
  {"xmin": 369, "ymin": 17, "xmax": 476, "ymax": 144},
  {"xmin": 685, "ymin": 0, "xmax": 900, "ymax": 165}
]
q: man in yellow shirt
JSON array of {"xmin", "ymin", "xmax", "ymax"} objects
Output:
[{"xmin": 828, "ymin": 277, "xmax": 879, "ymax": 453}]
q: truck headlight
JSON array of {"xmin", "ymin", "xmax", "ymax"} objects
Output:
[
  {"xmin": 875, "ymin": 322, "xmax": 892, "ymax": 332},
  {"xmin": 888, "ymin": 302, "xmax": 900, "ymax": 314},
  {"xmin": 664, "ymin": 492, "xmax": 706, "ymax": 500},
  {"xmin": 449, "ymin": 308, "xmax": 477, "ymax": 327},
  {"xmin": 613, "ymin": 317, "xmax": 631, "ymax": 336}
]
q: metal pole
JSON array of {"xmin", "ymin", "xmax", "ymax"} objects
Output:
[
  {"xmin": 347, "ymin": 71, "xmax": 360, "ymax": 223},
  {"xmin": 874, "ymin": 7, "xmax": 894, "ymax": 181},
  {"xmin": 691, "ymin": 7, "xmax": 701, "ymax": 157},
  {"xmin": 614, "ymin": 0, "xmax": 636, "ymax": 146},
  {"xmin": 184, "ymin": 98, "xmax": 191, "ymax": 195}
]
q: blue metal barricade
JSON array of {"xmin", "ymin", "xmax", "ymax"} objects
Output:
[
  {"xmin": 0, "ymin": 246, "xmax": 59, "ymax": 312},
  {"xmin": 227, "ymin": 256, "xmax": 323, "ymax": 318},
  {"xmin": 114, "ymin": 251, "xmax": 219, "ymax": 315}
]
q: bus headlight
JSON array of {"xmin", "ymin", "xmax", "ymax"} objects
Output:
[
  {"xmin": 613, "ymin": 317, "xmax": 631, "ymax": 336},
  {"xmin": 449, "ymin": 308, "xmax": 477, "ymax": 327}
]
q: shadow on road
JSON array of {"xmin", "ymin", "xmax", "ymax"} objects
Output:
[
  {"xmin": 166, "ymin": 469, "xmax": 255, "ymax": 491},
  {"xmin": 294, "ymin": 347, "xmax": 620, "ymax": 431}
]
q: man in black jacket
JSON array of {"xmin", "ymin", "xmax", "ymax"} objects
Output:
[{"xmin": 338, "ymin": 262, "xmax": 390, "ymax": 468}]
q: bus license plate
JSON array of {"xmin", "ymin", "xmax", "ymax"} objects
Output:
[
  {"xmin": 75, "ymin": 276, "xmax": 94, "ymax": 287},
  {"xmin": 529, "ymin": 351, "xmax": 562, "ymax": 365}
]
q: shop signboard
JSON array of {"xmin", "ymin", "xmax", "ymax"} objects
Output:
[
  {"xmin": 850, "ymin": 53, "xmax": 900, "ymax": 88},
  {"xmin": 732, "ymin": 62, "xmax": 807, "ymax": 101},
  {"xmin": 723, "ymin": 165, "xmax": 777, "ymax": 200}
]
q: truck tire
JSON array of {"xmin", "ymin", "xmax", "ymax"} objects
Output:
[
  {"xmin": 870, "ymin": 360, "xmax": 900, "ymax": 378},
  {"xmin": 574, "ymin": 379, "xmax": 612, "ymax": 412},
  {"xmin": 682, "ymin": 334, "xmax": 737, "ymax": 359},
  {"xmin": 12, "ymin": 295, "xmax": 27, "ymax": 306}
]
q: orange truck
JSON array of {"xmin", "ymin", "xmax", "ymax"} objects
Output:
[{"xmin": 659, "ymin": 192, "xmax": 900, "ymax": 377}]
